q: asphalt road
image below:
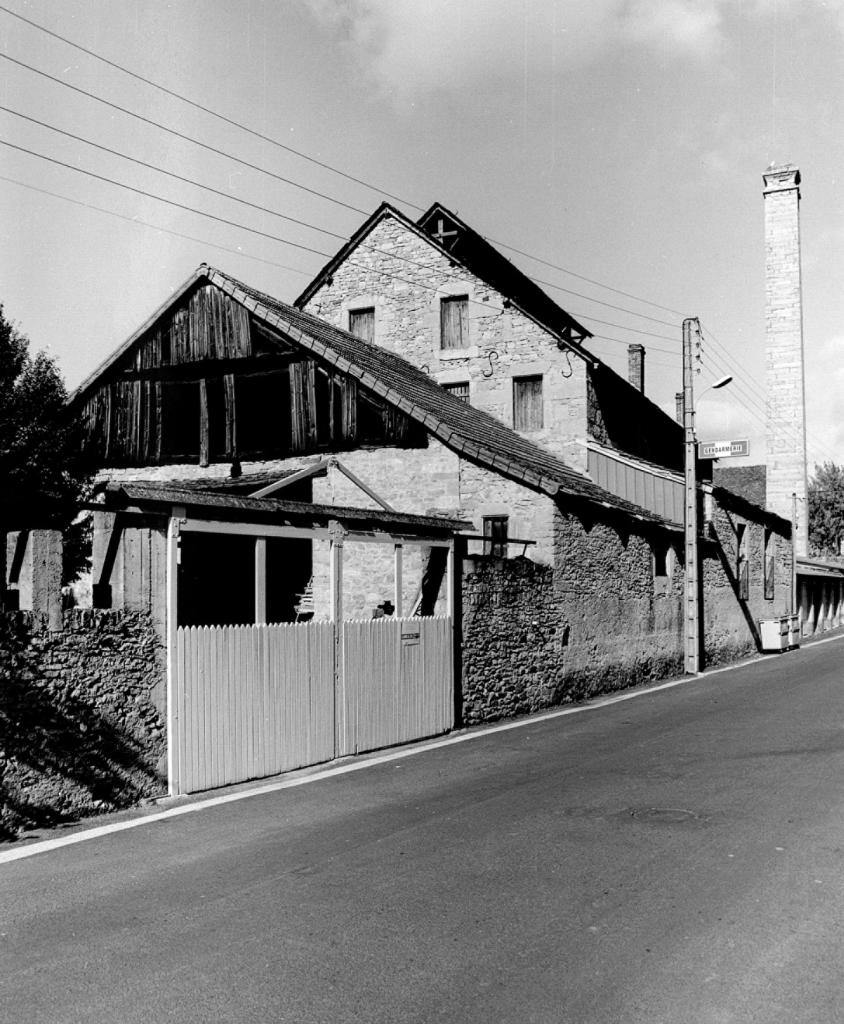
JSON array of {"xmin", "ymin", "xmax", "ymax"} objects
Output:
[{"xmin": 2, "ymin": 637, "xmax": 844, "ymax": 1024}]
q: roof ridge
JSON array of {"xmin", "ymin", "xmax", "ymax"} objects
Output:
[{"xmin": 207, "ymin": 266, "xmax": 670, "ymax": 525}]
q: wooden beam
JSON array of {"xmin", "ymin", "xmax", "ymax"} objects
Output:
[
  {"xmin": 199, "ymin": 378, "xmax": 210, "ymax": 467},
  {"xmin": 250, "ymin": 458, "xmax": 330, "ymax": 498},
  {"xmin": 330, "ymin": 458, "xmax": 395, "ymax": 512},
  {"xmin": 394, "ymin": 543, "xmax": 403, "ymax": 618},
  {"xmin": 254, "ymin": 537, "xmax": 267, "ymax": 623}
]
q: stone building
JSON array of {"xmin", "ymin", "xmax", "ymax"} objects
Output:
[
  {"xmin": 65, "ymin": 259, "xmax": 791, "ymax": 707},
  {"xmin": 2, "ymin": 255, "xmax": 795, "ymax": 826}
]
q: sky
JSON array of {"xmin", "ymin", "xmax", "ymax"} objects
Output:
[{"xmin": 1, "ymin": 0, "xmax": 842, "ymax": 471}]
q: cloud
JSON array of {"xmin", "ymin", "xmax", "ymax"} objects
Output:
[
  {"xmin": 806, "ymin": 333, "xmax": 844, "ymax": 466},
  {"xmin": 305, "ymin": 0, "xmax": 731, "ymax": 101},
  {"xmin": 621, "ymin": 0, "xmax": 723, "ymax": 50}
]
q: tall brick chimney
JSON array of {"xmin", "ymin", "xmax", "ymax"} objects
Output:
[
  {"xmin": 628, "ymin": 344, "xmax": 645, "ymax": 393},
  {"xmin": 763, "ymin": 163, "xmax": 808, "ymax": 556}
]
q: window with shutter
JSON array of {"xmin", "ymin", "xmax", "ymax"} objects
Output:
[
  {"xmin": 443, "ymin": 381, "xmax": 470, "ymax": 403},
  {"xmin": 483, "ymin": 516, "xmax": 509, "ymax": 558},
  {"xmin": 763, "ymin": 528, "xmax": 775, "ymax": 600},
  {"xmin": 737, "ymin": 523, "xmax": 749, "ymax": 600},
  {"xmin": 349, "ymin": 307, "xmax": 375, "ymax": 344},
  {"xmin": 513, "ymin": 375, "xmax": 544, "ymax": 431},
  {"xmin": 440, "ymin": 296, "xmax": 468, "ymax": 350}
]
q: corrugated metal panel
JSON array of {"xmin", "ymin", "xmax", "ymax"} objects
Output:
[{"xmin": 588, "ymin": 448, "xmax": 684, "ymax": 527}]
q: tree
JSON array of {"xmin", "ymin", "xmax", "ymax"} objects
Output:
[
  {"xmin": 808, "ymin": 462, "xmax": 844, "ymax": 558},
  {"xmin": 0, "ymin": 306, "xmax": 92, "ymax": 580}
]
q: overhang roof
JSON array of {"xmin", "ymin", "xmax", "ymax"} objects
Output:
[
  {"xmin": 205, "ymin": 266, "xmax": 671, "ymax": 526},
  {"xmin": 293, "ymin": 201, "xmax": 595, "ymax": 363},
  {"xmin": 71, "ymin": 263, "xmax": 674, "ymax": 527},
  {"xmin": 99, "ymin": 482, "xmax": 470, "ymax": 537},
  {"xmin": 796, "ymin": 555, "xmax": 844, "ymax": 579}
]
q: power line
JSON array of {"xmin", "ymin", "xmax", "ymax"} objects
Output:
[
  {"xmin": 588, "ymin": 334, "xmax": 681, "ymax": 357},
  {"xmin": 0, "ymin": 18, "xmax": 688, "ymax": 321},
  {"xmin": 0, "ymin": 139, "xmax": 569, "ymax": 331},
  {"xmin": 701, "ymin": 326, "xmax": 838, "ymax": 463},
  {"xmin": 482, "ymin": 239, "xmax": 687, "ymax": 318},
  {"xmin": 0, "ymin": 52, "xmax": 371, "ymax": 217},
  {"xmin": 577, "ymin": 314, "xmax": 679, "ymax": 344},
  {"xmin": 3, "ymin": 133, "xmax": 688, "ymax": 349},
  {"xmin": 0, "ymin": 1, "xmax": 424, "ymax": 212},
  {"xmin": 702, "ymin": 345, "xmax": 838, "ymax": 464},
  {"xmin": 0, "ymin": 137, "xmax": 333, "ymax": 258},
  {"xmin": 0, "ymin": 80, "xmax": 685, "ymax": 336},
  {"xmin": 0, "ymin": 172, "xmax": 317, "ymax": 278},
  {"xmin": 0, "ymin": 104, "xmax": 350, "ymax": 242}
]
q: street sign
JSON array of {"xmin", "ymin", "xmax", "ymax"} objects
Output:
[{"xmin": 699, "ymin": 439, "xmax": 749, "ymax": 459}]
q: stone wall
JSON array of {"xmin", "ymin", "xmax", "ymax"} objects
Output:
[
  {"xmin": 461, "ymin": 497, "xmax": 793, "ymax": 724},
  {"xmin": 302, "ymin": 212, "xmax": 590, "ymax": 473},
  {"xmin": 703, "ymin": 497, "xmax": 793, "ymax": 663},
  {"xmin": 0, "ymin": 609, "xmax": 167, "ymax": 842}
]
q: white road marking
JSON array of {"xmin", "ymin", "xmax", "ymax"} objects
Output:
[{"xmin": 2, "ymin": 633, "xmax": 841, "ymax": 865}]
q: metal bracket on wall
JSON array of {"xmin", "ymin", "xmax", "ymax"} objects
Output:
[{"xmin": 482, "ymin": 350, "xmax": 500, "ymax": 378}]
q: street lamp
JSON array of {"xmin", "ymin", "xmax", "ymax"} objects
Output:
[{"xmin": 683, "ymin": 319, "xmax": 732, "ymax": 675}]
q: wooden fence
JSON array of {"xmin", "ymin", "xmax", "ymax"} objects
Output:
[{"xmin": 173, "ymin": 615, "xmax": 452, "ymax": 794}]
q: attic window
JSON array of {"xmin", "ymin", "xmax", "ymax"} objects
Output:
[
  {"xmin": 440, "ymin": 296, "xmax": 468, "ymax": 350},
  {"xmin": 431, "ymin": 217, "xmax": 460, "ymax": 249},
  {"xmin": 443, "ymin": 381, "xmax": 470, "ymax": 403},
  {"xmin": 349, "ymin": 307, "xmax": 375, "ymax": 344},
  {"xmin": 513, "ymin": 375, "xmax": 543, "ymax": 431},
  {"xmin": 162, "ymin": 380, "xmax": 201, "ymax": 459}
]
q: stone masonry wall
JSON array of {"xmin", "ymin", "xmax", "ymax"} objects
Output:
[
  {"xmin": 0, "ymin": 609, "xmax": 167, "ymax": 842},
  {"xmin": 461, "ymin": 498, "xmax": 793, "ymax": 724},
  {"xmin": 763, "ymin": 164, "xmax": 808, "ymax": 555},
  {"xmin": 302, "ymin": 213, "xmax": 590, "ymax": 473}
]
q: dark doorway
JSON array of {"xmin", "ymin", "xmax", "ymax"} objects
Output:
[
  {"xmin": 266, "ymin": 538, "xmax": 313, "ymax": 623},
  {"xmin": 178, "ymin": 532, "xmax": 256, "ymax": 627}
]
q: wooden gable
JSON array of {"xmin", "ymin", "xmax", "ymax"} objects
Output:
[{"xmin": 78, "ymin": 282, "xmax": 425, "ymax": 468}]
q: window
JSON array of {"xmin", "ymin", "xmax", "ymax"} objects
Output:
[
  {"xmin": 161, "ymin": 380, "xmax": 201, "ymax": 459},
  {"xmin": 236, "ymin": 370, "xmax": 290, "ymax": 457},
  {"xmin": 763, "ymin": 528, "xmax": 775, "ymax": 600},
  {"xmin": 440, "ymin": 295, "xmax": 468, "ymax": 350},
  {"xmin": 653, "ymin": 543, "xmax": 669, "ymax": 580},
  {"xmin": 443, "ymin": 381, "xmax": 470, "ymax": 403},
  {"xmin": 736, "ymin": 523, "xmax": 749, "ymax": 600},
  {"xmin": 513, "ymin": 375, "xmax": 544, "ymax": 431},
  {"xmin": 349, "ymin": 307, "xmax": 375, "ymax": 344},
  {"xmin": 483, "ymin": 516, "xmax": 509, "ymax": 558}
]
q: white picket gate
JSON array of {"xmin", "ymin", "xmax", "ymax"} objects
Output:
[
  {"xmin": 171, "ymin": 615, "xmax": 453, "ymax": 794},
  {"xmin": 341, "ymin": 617, "xmax": 453, "ymax": 756}
]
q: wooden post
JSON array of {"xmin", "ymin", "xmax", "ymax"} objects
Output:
[
  {"xmin": 199, "ymin": 378, "xmax": 210, "ymax": 467},
  {"xmin": 450, "ymin": 536, "xmax": 465, "ymax": 728},
  {"xmin": 166, "ymin": 515, "xmax": 181, "ymax": 797},
  {"xmin": 791, "ymin": 492, "xmax": 798, "ymax": 618},
  {"xmin": 254, "ymin": 537, "xmax": 267, "ymax": 624},
  {"xmin": 329, "ymin": 520, "xmax": 345, "ymax": 755},
  {"xmin": 394, "ymin": 543, "xmax": 403, "ymax": 618},
  {"xmin": 683, "ymin": 318, "xmax": 701, "ymax": 674}
]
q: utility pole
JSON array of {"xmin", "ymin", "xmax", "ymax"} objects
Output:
[{"xmin": 683, "ymin": 317, "xmax": 701, "ymax": 674}]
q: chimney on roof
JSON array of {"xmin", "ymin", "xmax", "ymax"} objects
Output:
[
  {"xmin": 675, "ymin": 392, "xmax": 684, "ymax": 425},
  {"xmin": 628, "ymin": 344, "xmax": 645, "ymax": 393}
]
